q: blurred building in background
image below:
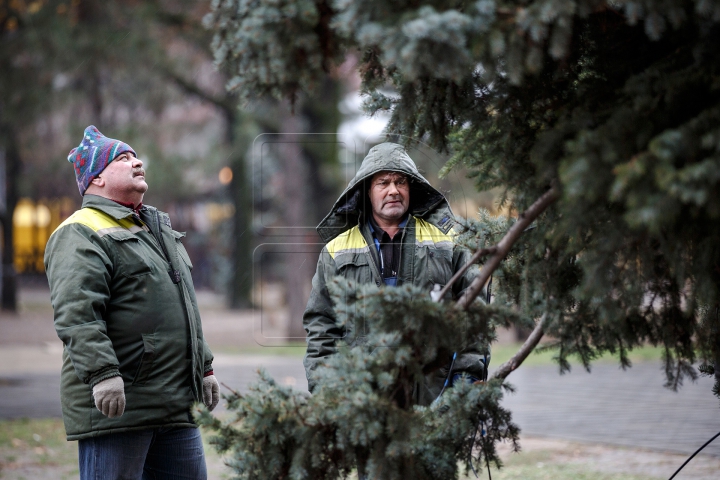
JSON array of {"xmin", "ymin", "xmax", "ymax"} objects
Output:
[{"xmin": 12, "ymin": 198, "xmax": 73, "ymax": 274}]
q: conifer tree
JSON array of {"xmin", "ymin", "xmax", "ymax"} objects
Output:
[{"xmin": 199, "ymin": 0, "xmax": 720, "ymax": 477}]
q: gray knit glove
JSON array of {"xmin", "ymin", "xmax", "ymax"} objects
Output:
[
  {"xmin": 203, "ymin": 374, "xmax": 220, "ymax": 411},
  {"xmin": 92, "ymin": 376, "xmax": 126, "ymax": 418}
]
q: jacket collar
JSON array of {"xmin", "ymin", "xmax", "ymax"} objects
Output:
[
  {"xmin": 368, "ymin": 213, "xmax": 409, "ymax": 239},
  {"xmin": 81, "ymin": 194, "xmax": 137, "ymax": 220}
]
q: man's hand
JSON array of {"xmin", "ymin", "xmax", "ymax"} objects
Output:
[
  {"xmin": 92, "ymin": 376, "xmax": 125, "ymax": 418},
  {"xmin": 203, "ymin": 374, "xmax": 220, "ymax": 411}
]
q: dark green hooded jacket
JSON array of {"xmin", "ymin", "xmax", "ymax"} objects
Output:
[
  {"xmin": 44, "ymin": 195, "xmax": 213, "ymax": 440},
  {"xmin": 303, "ymin": 143, "xmax": 489, "ymax": 405}
]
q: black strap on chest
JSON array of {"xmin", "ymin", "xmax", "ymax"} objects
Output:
[{"xmin": 143, "ymin": 208, "xmax": 181, "ymax": 284}]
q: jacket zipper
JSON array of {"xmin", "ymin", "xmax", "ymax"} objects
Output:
[
  {"xmin": 368, "ymin": 248, "xmax": 383, "ymax": 287},
  {"xmin": 142, "ymin": 207, "xmax": 201, "ymax": 401},
  {"xmin": 364, "ymin": 222, "xmax": 383, "ymax": 286},
  {"xmin": 147, "ymin": 209, "xmax": 181, "ymax": 284},
  {"xmin": 396, "ymin": 219, "xmax": 408, "ymax": 286}
]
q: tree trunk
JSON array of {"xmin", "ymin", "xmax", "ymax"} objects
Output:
[
  {"xmin": 226, "ymin": 111, "xmax": 253, "ymax": 309},
  {"xmin": 90, "ymin": 66, "xmax": 103, "ymax": 129},
  {"xmin": 304, "ymin": 143, "xmax": 336, "ymax": 222},
  {"xmin": 301, "ymin": 77, "xmax": 342, "ymax": 222},
  {"xmin": 280, "ymin": 115, "xmax": 313, "ymax": 340},
  {"xmin": 1, "ymin": 127, "xmax": 20, "ymax": 311}
]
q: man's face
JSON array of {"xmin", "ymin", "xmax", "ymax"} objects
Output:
[
  {"xmin": 98, "ymin": 152, "xmax": 148, "ymax": 200},
  {"xmin": 368, "ymin": 171, "xmax": 410, "ymax": 225}
]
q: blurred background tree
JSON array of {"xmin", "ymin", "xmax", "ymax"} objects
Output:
[
  {"xmin": 1, "ymin": 0, "xmax": 221, "ymax": 308},
  {"xmin": 0, "ymin": 1, "xmax": 363, "ymax": 332},
  {"xmin": 199, "ymin": 0, "xmax": 720, "ymax": 476}
]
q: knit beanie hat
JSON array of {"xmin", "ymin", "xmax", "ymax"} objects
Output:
[{"xmin": 68, "ymin": 125, "xmax": 136, "ymax": 195}]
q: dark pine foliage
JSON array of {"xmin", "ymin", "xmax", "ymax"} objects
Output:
[{"xmin": 199, "ymin": 0, "xmax": 720, "ymax": 477}]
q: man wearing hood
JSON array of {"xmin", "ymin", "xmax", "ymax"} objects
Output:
[{"xmin": 303, "ymin": 142, "xmax": 489, "ymax": 405}]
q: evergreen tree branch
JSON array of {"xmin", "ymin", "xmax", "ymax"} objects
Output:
[
  {"xmin": 492, "ymin": 313, "xmax": 548, "ymax": 380},
  {"xmin": 456, "ymin": 186, "xmax": 560, "ymax": 309}
]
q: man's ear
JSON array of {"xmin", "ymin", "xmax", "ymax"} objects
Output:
[{"xmin": 90, "ymin": 176, "xmax": 105, "ymax": 187}]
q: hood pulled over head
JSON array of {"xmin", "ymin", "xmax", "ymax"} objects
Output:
[{"xmin": 316, "ymin": 142, "xmax": 454, "ymax": 243}]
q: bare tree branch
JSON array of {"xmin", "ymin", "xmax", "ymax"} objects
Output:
[
  {"xmin": 435, "ymin": 246, "xmax": 496, "ymax": 301},
  {"xmin": 162, "ymin": 67, "xmax": 282, "ymax": 138},
  {"xmin": 492, "ymin": 314, "xmax": 547, "ymax": 380},
  {"xmin": 163, "ymin": 67, "xmax": 234, "ymax": 113},
  {"xmin": 432, "ymin": 188, "xmax": 558, "ymax": 379},
  {"xmin": 455, "ymin": 186, "xmax": 560, "ymax": 309}
]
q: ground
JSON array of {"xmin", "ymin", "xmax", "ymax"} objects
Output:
[
  {"xmin": 1, "ymin": 285, "xmax": 719, "ymax": 479},
  {"xmin": 3, "ymin": 420, "xmax": 718, "ymax": 479}
]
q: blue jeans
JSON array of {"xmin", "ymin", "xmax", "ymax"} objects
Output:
[{"xmin": 78, "ymin": 427, "xmax": 207, "ymax": 480}]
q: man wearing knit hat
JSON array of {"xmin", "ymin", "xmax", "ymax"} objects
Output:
[{"xmin": 44, "ymin": 126, "xmax": 219, "ymax": 479}]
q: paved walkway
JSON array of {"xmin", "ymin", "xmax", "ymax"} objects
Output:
[
  {"xmin": 2, "ymin": 286, "xmax": 719, "ymax": 462},
  {"xmin": 501, "ymin": 362, "xmax": 720, "ymax": 457},
  {"xmin": 1, "ymin": 345, "xmax": 718, "ymax": 459}
]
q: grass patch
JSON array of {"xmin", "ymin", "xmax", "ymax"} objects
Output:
[
  {"xmin": 0, "ymin": 418, "xmax": 233, "ymax": 480},
  {"xmin": 0, "ymin": 418, "xmax": 78, "ymax": 479},
  {"xmin": 461, "ymin": 448, "xmax": 657, "ymax": 480},
  {"xmin": 212, "ymin": 342, "xmax": 307, "ymax": 357},
  {"xmin": 213, "ymin": 342, "xmax": 666, "ymax": 370},
  {"xmin": 0, "ymin": 419, "xmax": 678, "ymax": 480},
  {"xmin": 0, "ymin": 418, "xmax": 70, "ymax": 451},
  {"xmin": 489, "ymin": 342, "xmax": 665, "ymax": 372},
  {"xmin": 484, "ymin": 463, "xmax": 655, "ymax": 480}
]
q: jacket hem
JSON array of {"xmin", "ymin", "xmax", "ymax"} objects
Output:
[{"xmin": 65, "ymin": 421, "xmax": 198, "ymax": 441}]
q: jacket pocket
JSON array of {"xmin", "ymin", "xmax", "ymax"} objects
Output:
[
  {"xmin": 333, "ymin": 253, "xmax": 371, "ymax": 340},
  {"xmin": 334, "ymin": 252, "xmax": 373, "ymax": 285},
  {"xmin": 426, "ymin": 246, "xmax": 453, "ymax": 286},
  {"xmin": 106, "ymin": 231, "xmax": 153, "ymax": 278},
  {"xmin": 132, "ymin": 333, "xmax": 156, "ymax": 386}
]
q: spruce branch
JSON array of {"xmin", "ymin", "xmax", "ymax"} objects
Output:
[
  {"xmin": 455, "ymin": 186, "xmax": 560, "ymax": 309},
  {"xmin": 492, "ymin": 313, "xmax": 548, "ymax": 380}
]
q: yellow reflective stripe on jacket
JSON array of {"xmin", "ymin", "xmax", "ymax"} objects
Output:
[
  {"xmin": 51, "ymin": 207, "xmax": 142, "ymax": 239},
  {"xmin": 414, "ymin": 217, "xmax": 454, "ymax": 249},
  {"xmin": 326, "ymin": 225, "xmax": 368, "ymax": 259},
  {"xmin": 327, "ymin": 217, "xmax": 456, "ymax": 259}
]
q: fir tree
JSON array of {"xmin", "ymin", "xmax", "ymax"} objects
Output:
[{"xmin": 200, "ymin": 0, "xmax": 720, "ymax": 477}]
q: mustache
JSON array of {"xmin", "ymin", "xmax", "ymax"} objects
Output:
[{"xmin": 133, "ymin": 169, "xmax": 145, "ymax": 177}]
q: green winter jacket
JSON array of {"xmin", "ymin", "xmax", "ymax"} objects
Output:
[
  {"xmin": 44, "ymin": 195, "xmax": 213, "ymax": 440},
  {"xmin": 303, "ymin": 143, "xmax": 489, "ymax": 405}
]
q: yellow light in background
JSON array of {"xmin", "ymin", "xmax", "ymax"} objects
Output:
[
  {"xmin": 13, "ymin": 201, "xmax": 51, "ymax": 228},
  {"xmin": 37, "ymin": 205, "xmax": 51, "ymax": 227},
  {"xmin": 206, "ymin": 203, "xmax": 236, "ymax": 223},
  {"xmin": 13, "ymin": 202, "xmax": 35, "ymax": 227},
  {"xmin": 219, "ymin": 166, "xmax": 233, "ymax": 185},
  {"xmin": 13, "ymin": 199, "xmax": 53, "ymax": 273},
  {"xmin": 28, "ymin": 1, "xmax": 43, "ymax": 14}
]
